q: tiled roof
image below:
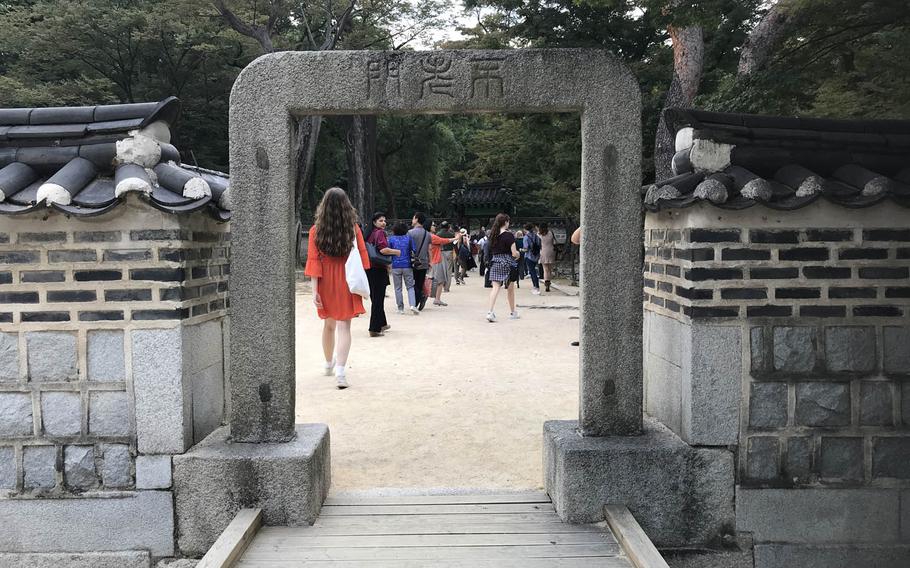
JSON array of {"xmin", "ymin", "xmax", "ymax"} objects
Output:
[
  {"xmin": 644, "ymin": 109, "xmax": 910, "ymax": 212},
  {"xmin": 0, "ymin": 98, "xmax": 231, "ymax": 220},
  {"xmin": 450, "ymin": 181, "xmax": 513, "ymax": 206}
]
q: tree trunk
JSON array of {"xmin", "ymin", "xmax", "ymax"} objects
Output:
[
  {"xmin": 653, "ymin": 24, "xmax": 704, "ymax": 181},
  {"xmin": 343, "ymin": 115, "xmax": 376, "ymax": 224},
  {"xmin": 375, "ymin": 152, "xmax": 397, "ymax": 219},
  {"xmin": 294, "ymin": 115, "xmax": 322, "ymax": 216},
  {"xmin": 738, "ymin": 2, "xmax": 792, "ymax": 77}
]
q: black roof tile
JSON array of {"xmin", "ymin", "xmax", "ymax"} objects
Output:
[
  {"xmin": 646, "ymin": 108, "xmax": 910, "ymax": 212},
  {"xmin": 0, "ymin": 97, "xmax": 229, "ymax": 220}
]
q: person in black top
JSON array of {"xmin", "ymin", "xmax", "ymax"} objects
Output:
[{"xmin": 485, "ymin": 213, "xmax": 520, "ymax": 322}]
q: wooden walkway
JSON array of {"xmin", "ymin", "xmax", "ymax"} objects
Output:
[{"xmin": 235, "ymin": 493, "xmax": 636, "ymax": 567}]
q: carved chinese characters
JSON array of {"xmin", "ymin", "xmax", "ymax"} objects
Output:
[{"xmin": 365, "ymin": 53, "xmax": 506, "ymax": 100}]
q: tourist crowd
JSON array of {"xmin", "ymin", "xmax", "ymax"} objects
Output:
[{"xmin": 305, "ymin": 187, "xmax": 562, "ymax": 389}]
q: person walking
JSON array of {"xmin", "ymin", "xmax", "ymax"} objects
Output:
[
  {"xmin": 538, "ymin": 222, "xmax": 557, "ymax": 292},
  {"xmin": 476, "ymin": 229, "xmax": 488, "ymax": 276},
  {"xmin": 388, "ymin": 222, "xmax": 419, "ymax": 315},
  {"xmin": 454, "ymin": 228, "xmax": 472, "ymax": 284},
  {"xmin": 304, "ymin": 187, "xmax": 370, "ymax": 389},
  {"xmin": 437, "ymin": 221, "xmax": 456, "ymax": 293},
  {"xmin": 523, "ymin": 223, "xmax": 541, "ymax": 295},
  {"xmin": 428, "ymin": 221, "xmax": 454, "ymax": 307},
  {"xmin": 365, "ymin": 212, "xmax": 401, "ymax": 337},
  {"xmin": 408, "ymin": 212, "xmax": 431, "ymax": 311},
  {"xmin": 485, "ymin": 213, "xmax": 520, "ymax": 322}
]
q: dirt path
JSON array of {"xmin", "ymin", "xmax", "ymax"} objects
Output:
[{"xmin": 294, "ymin": 270, "xmax": 580, "ymax": 494}]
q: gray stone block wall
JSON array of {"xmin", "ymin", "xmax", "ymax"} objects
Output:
[
  {"xmin": 745, "ymin": 323, "xmax": 909, "ymax": 487},
  {"xmin": 0, "ymin": 210, "xmax": 230, "ymax": 514}
]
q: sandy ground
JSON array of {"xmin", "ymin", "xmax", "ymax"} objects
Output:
[{"xmin": 294, "ymin": 269, "xmax": 580, "ymax": 494}]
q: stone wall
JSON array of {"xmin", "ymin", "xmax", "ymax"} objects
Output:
[
  {"xmin": 644, "ymin": 201, "xmax": 910, "ymax": 567},
  {"xmin": 0, "ymin": 196, "xmax": 230, "ymax": 562}
]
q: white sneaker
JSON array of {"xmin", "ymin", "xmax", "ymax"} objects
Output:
[
  {"xmin": 323, "ymin": 359, "xmax": 335, "ymax": 376},
  {"xmin": 510, "ymin": 311, "xmax": 520, "ymax": 320},
  {"xmin": 486, "ymin": 312, "xmax": 496, "ymax": 323},
  {"xmin": 397, "ymin": 307, "xmax": 405, "ymax": 315},
  {"xmin": 410, "ymin": 306, "xmax": 420, "ymax": 315},
  {"xmin": 532, "ymin": 288, "xmax": 540, "ymax": 295},
  {"xmin": 336, "ymin": 375, "xmax": 349, "ymax": 389}
]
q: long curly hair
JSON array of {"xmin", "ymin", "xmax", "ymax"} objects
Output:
[{"xmin": 314, "ymin": 187, "xmax": 358, "ymax": 258}]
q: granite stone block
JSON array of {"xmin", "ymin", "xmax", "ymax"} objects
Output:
[
  {"xmin": 773, "ymin": 327, "xmax": 816, "ymax": 372},
  {"xmin": 191, "ymin": 364, "xmax": 224, "ymax": 444},
  {"xmin": 0, "ymin": 446, "xmax": 15, "ymax": 489},
  {"xmin": 749, "ymin": 382, "xmax": 788, "ymax": 428},
  {"xmin": 883, "ymin": 326, "xmax": 910, "ymax": 375},
  {"xmin": 746, "ymin": 437, "xmax": 780, "ymax": 481},
  {"xmin": 0, "ymin": 491, "xmax": 173, "ymax": 555},
  {"xmin": 819, "ymin": 437, "xmax": 863, "ymax": 480},
  {"xmin": 750, "ymin": 327, "xmax": 765, "ymax": 374},
  {"xmin": 0, "ymin": 551, "xmax": 149, "ymax": 568},
  {"xmin": 754, "ymin": 544, "xmax": 910, "ymax": 568},
  {"xmin": 796, "ymin": 383, "xmax": 850, "ymax": 427},
  {"xmin": 872, "ymin": 437, "xmax": 910, "ymax": 478},
  {"xmin": 23, "ymin": 445, "xmax": 56, "ymax": 489},
  {"xmin": 687, "ymin": 323, "xmax": 741, "ymax": 445},
  {"xmin": 0, "ymin": 393, "xmax": 33, "ymax": 436},
  {"xmin": 101, "ymin": 444, "xmax": 131, "ymax": 488},
  {"xmin": 785, "ymin": 436, "xmax": 812, "ymax": 480},
  {"xmin": 64, "ymin": 445, "xmax": 96, "ymax": 490},
  {"xmin": 736, "ymin": 488, "xmax": 900, "ymax": 543},
  {"xmin": 87, "ymin": 330, "xmax": 125, "ymax": 382},
  {"xmin": 860, "ymin": 381, "xmax": 893, "ymax": 426},
  {"xmin": 132, "ymin": 327, "xmax": 191, "ymax": 453},
  {"xmin": 825, "ymin": 326, "xmax": 876, "ymax": 373},
  {"xmin": 135, "ymin": 455, "xmax": 171, "ymax": 489},
  {"xmin": 88, "ymin": 391, "xmax": 130, "ymax": 437},
  {"xmin": 26, "ymin": 332, "xmax": 77, "ymax": 382},
  {"xmin": 174, "ymin": 423, "xmax": 331, "ymax": 555},
  {"xmin": 41, "ymin": 391, "xmax": 81, "ymax": 436},
  {"xmin": 903, "ymin": 385, "xmax": 910, "ymax": 427},
  {"xmin": 0, "ymin": 332, "xmax": 19, "ymax": 381},
  {"xmin": 544, "ymin": 419, "xmax": 734, "ymax": 547}
]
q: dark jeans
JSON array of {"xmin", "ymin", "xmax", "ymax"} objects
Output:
[
  {"xmin": 525, "ymin": 257, "xmax": 540, "ymax": 289},
  {"xmin": 366, "ymin": 267, "xmax": 388, "ymax": 332},
  {"xmin": 413, "ymin": 267, "xmax": 428, "ymax": 306}
]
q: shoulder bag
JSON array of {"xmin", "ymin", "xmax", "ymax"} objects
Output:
[{"xmin": 345, "ymin": 238, "xmax": 370, "ymax": 298}]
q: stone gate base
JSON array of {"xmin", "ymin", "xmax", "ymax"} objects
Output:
[
  {"xmin": 543, "ymin": 419, "xmax": 734, "ymax": 548},
  {"xmin": 173, "ymin": 423, "xmax": 330, "ymax": 556}
]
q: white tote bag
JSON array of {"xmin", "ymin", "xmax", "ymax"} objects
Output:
[{"xmin": 345, "ymin": 237, "xmax": 370, "ymax": 298}]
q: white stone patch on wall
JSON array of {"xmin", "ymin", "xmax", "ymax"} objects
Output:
[{"xmin": 689, "ymin": 139, "xmax": 733, "ymax": 172}]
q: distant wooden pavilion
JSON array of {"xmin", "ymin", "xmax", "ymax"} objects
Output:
[{"xmin": 449, "ymin": 181, "xmax": 513, "ymax": 228}]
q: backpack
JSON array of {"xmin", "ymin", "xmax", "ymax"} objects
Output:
[{"xmin": 529, "ymin": 233, "xmax": 541, "ymax": 256}]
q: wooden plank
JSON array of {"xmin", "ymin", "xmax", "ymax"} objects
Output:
[
  {"xmin": 237, "ymin": 557, "xmax": 634, "ymax": 568},
  {"xmin": 313, "ymin": 512, "xmax": 564, "ymax": 526},
  {"xmin": 277, "ymin": 521, "xmax": 609, "ymax": 536},
  {"xmin": 243, "ymin": 530, "xmax": 612, "ymax": 548},
  {"xmin": 241, "ymin": 543, "xmax": 623, "ymax": 561},
  {"xmin": 319, "ymin": 502, "xmax": 555, "ymax": 516},
  {"xmin": 323, "ymin": 493, "xmax": 550, "ymax": 506},
  {"xmin": 236, "ymin": 557, "xmax": 634, "ymax": 567},
  {"xmin": 604, "ymin": 505, "xmax": 670, "ymax": 568},
  {"xmin": 198, "ymin": 508, "xmax": 262, "ymax": 568}
]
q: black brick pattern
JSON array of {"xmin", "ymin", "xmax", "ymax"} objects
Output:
[
  {"xmin": 644, "ymin": 226, "xmax": 910, "ymax": 322},
  {"xmin": 0, "ymin": 226, "xmax": 230, "ymax": 326}
]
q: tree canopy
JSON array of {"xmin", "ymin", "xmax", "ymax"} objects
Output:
[{"xmin": 1, "ymin": 0, "xmax": 907, "ymax": 221}]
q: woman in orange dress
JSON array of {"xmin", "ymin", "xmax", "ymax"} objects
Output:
[{"xmin": 304, "ymin": 187, "xmax": 369, "ymax": 389}]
